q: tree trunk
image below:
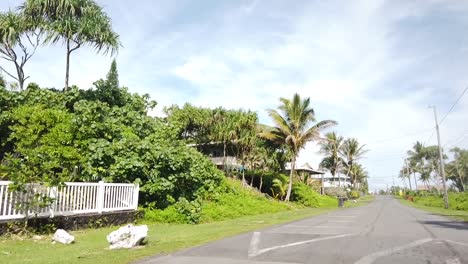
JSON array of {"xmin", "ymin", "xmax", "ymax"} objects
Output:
[
  {"xmin": 250, "ymin": 166, "xmax": 254, "ymax": 187},
  {"xmin": 408, "ymin": 177, "xmax": 412, "ymax": 190},
  {"xmin": 321, "ymin": 173, "xmax": 325, "ymax": 195},
  {"xmin": 223, "ymin": 142, "xmax": 227, "ymax": 172},
  {"xmin": 259, "ymin": 173, "xmax": 263, "ymax": 192},
  {"xmin": 14, "ymin": 63, "xmax": 24, "ymax": 91},
  {"xmin": 413, "ymin": 172, "xmax": 418, "ymax": 191},
  {"xmin": 285, "ymin": 156, "xmax": 296, "ymax": 201},
  {"xmin": 64, "ymin": 39, "xmax": 71, "ymax": 91},
  {"xmin": 455, "ymin": 163, "xmax": 465, "ymax": 192}
]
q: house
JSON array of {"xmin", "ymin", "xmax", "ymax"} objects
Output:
[
  {"xmin": 188, "ymin": 141, "xmax": 243, "ymax": 171},
  {"xmin": 286, "ymin": 162, "xmax": 351, "ymax": 188}
]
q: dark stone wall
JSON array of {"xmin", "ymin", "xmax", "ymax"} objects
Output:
[{"xmin": 0, "ymin": 210, "xmax": 144, "ymax": 235}]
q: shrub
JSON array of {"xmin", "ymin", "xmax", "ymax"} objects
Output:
[
  {"xmin": 143, "ymin": 206, "xmax": 187, "ymax": 224},
  {"xmin": 144, "ymin": 178, "xmax": 295, "ymax": 224},
  {"xmin": 349, "ymin": 190, "xmax": 360, "ymax": 199},
  {"xmin": 325, "ymin": 187, "xmax": 347, "ymax": 197},
  {"xmin": 200, "ymin": 178, "xmax": 293, "ymax": 222},
  {"xmin": 291, "ymin": 181, "xmax": 338, "ymax": 208}
]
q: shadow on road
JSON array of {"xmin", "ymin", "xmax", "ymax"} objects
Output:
[{"xmin": 420, "ymin": 220, "xmax": 468, "ymax": 231}]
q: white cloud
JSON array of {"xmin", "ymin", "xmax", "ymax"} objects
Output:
[{"xmin": 1, "ymin": 0, "xmax": 468, "ymax": 190}]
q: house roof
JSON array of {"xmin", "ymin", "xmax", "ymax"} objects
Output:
[{"xmin": 286, "ymin": 162, "xmax": 325, "ymax": 174}]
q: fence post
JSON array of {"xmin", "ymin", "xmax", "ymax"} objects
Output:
[
  {"xmin": 97, "ymin": 181, "xmax": 104, "ymax": 213},
  {"xmin": 132, "ymin": 184, "xmax": 139, "ymax": 210},
  {"xmin": 49, "ymin": 187, "xmax": 57, "ymax": 218}
]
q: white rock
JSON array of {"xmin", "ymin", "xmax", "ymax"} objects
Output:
[
  {"xmin": 106, "ymin": 224, "xmax": 148, "ymax": 249},
  {"xmin": 53, "ymin": 229, "xmax": 75, "ymax": 244}
]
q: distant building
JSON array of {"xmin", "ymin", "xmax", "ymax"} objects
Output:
[
  {"xmin": 188, "ymin": 141, "xmax": 243, "ymax": 170},
  {"xmin": 285, "ymin": 162, "xmax": 351, "ymax": 187}
]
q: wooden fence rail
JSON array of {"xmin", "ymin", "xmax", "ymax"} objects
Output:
[{"xmin": 0, "ymin": 181, "xmax": 139, "ymax": 221}]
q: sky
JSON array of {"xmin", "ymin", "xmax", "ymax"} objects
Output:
[{"xmin": 1, "ymin": 0, "xmax": 468, "ymax": 191}]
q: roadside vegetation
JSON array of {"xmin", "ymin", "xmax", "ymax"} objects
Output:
[
  {"xmin": 399, "ymin": 196, "xmax": 468, "ymax": 222},
  {"xmin": 393, "ymin": 141, "xmax": 467, "ymax": 220},
  {"xmin": 0, "ymin": 207, "xmax": 336, "ymax": 264},
  {"xmin": 0, "ymin": 0, "xmax": 373, "ymax": 258}
]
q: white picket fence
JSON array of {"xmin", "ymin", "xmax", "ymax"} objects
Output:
[{"xmin": 0, "ymin": 181, "xmax": 139, "ymax": 221}]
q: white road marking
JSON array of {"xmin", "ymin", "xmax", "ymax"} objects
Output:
[
  {"xmin": 248, "ymin": 233, "xmax": 354, "ymax": 258},
  {"xmin": 327, "ymin": 220, "xmax": 353, "ymax": 223},
  {"xmin": 248, "ymin": 232, "xmax": 261, "ymax": 257},
  {"xmin": 353, "ymin": 238, "xmax": 433, "ymax": 264},
  {"xmin": 326, "ymin": 216, "xmax": 357, "ymax": 218},
  {"xmin": 284, "ymin": 225, "xmax": 350, "ymax": 228},
  {"xmin": 443, "ymin": 240, "xmax": 468, "ymax": 248},
  {"xmin": 268, "ymin": 231, "xmax": 342, "ymax": 235},
  {"xmin": 445, "ymin": 257, "xmax": 461, "ymax": 264},
  {"xmin": 315, "ymin": 226, "xmax": 351, "ymax": 228}
]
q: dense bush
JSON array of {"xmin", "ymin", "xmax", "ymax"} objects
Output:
[
  {"xmin": 143, "ymin": 178, "xmax": 295, "ymax": 224},
  {"xmin": 411, "ymin": 192, "xmax": 468, "ymax": 211},
  {"xmin": 348, "ymin": 190, "xmax": 360, "ymax": 199},
  {"xmin": 291, "ymin": 181, "xmax": 337, "ymax": 208},
  {"xmin": 0, "ymin": 65, "xmax": 223, "ymax": 210}
]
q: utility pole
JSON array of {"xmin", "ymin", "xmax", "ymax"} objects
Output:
[{"xmin": 431, "ymin": 106, "xmax": 449, "ymax": 209}]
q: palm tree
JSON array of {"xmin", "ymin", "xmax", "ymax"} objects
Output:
[
  {"xmin": 260, "ymin": 93, "xmax": 336, "ymax": 201},
  {"xmin": 21, "ymin": 0, "xmax": 120, "ymax": 90},
  {"xmin": 349, "ymin": 163, "xmax": 368, "ymax": 191},
  {"xmin": 319, "ymin": 132, "xmax": 344, "ymax": 190},
  {"xmin": 447, "ymin": 147, "xmax": 467, "ymax": 192},
  {"xmin": 0, "ymin": 11, "xmax": 41, "ymax": 90},
  {"xmin": 407, "ymin": 141, "xmax": 425, "ymax": 189},
  {"xmin": 341, "ymin": 138, "xmax": 368, "ymax": 189}
]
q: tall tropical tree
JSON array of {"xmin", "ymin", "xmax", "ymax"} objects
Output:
[
  {"xmin": 260, "ymin": 93, "xmax": 336, "ymax": 201},
  {"xmin": 319, "ymin": 132, "xmax": 344, "ymax": 188},
  {"xmin": 407, "ymin": 141, "xmax": 426, "ymax": 189},
  {"xmin": 446, "ymin": 147, "xmax": 467, "ymax": 192},
  {"xmin": 348, "ymin": 163, "xmax": 368, "ymax": 190},
  {"xmin": 0, "ymin": 11, "xmax": 41, "ymax": 90},
  {"xmin": 21, "ymin": 0, "xmax": 120, "ymax": 90},
  {"xmin": 341, "ymin": 138, "xmax": 368, "ymax": 189}
]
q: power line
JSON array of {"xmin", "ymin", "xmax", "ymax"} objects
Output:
[
  {"xmin": 444, "ymin": 131, "xmax": 468, "ymax": 148},
  {"xmin": 423, "ymin": 130, "xmax": 436, "ymax": 146},
  {"xmin": 366, "ymin": 129, "xmax": 431, "ymax": 145},
  {"xmin": 439, "ymin": 85, "xmax": 468, "ymax": 125}
]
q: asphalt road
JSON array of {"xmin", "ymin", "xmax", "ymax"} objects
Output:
[{"xmin": 139, "ymin": 196, "xmax": 468, "ymax": 264}]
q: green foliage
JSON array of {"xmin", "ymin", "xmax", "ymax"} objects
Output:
[
  {"xmin": 412, "ymin": 192, "xmax": 468, "ymax": 211},
  {"xmin": 0, "ymin": 74, "xmax": 6, "ymax": 88},
  {"xmin": 201, "ymin": 178, "xmax": 293, "ymax": 222},
  {"xmin": 349, "ymin": 190, "xmax": 360, "ymax": 199},
  {"xmin": 0, "ymin": 67, "xmax": 222, "ymax": 212},
  {"xmin": 291, "ymin": 181, "xmax": 338, "ymax": 208},
  {"xmin": 260, "ymin": 93, "xmax": 337, "ymax": 201},
  {"xmin": 0, "ymin": 10, "xmax": 41, "ymax": 90},
  {"xmin": 144, "ymin": 178, "xmax": 294, "ymax": 224},
  {"xmin": 1, "ymin": 104, "xmax": 80, "ymax": 186}
]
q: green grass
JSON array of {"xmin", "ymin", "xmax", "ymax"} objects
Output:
[
  {"xmin": 0, "ymin": 207, "xmax": 334, "ymax": 264},
  {"xmin": 399, "ymin": 198, "xmax": 468, "ymax": 222},
  {"xmin": 344, "ymin": 195, "xmax": 375, "ymax": 208}
]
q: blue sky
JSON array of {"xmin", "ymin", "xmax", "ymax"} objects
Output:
[{"xmin": 2, "ymin": 0, "xmax": 468, "ymax": 191}]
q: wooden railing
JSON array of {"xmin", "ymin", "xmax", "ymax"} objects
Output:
[{"xmin": 0, "ymin": 181, "xmax": 139, "ymax": 221}]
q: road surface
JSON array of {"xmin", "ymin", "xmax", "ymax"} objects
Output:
[{"xmin": 139, "ymin": 196, "xmax": 468, "ymax": 264}]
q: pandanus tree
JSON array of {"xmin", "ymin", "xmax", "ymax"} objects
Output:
[
  {"xmin": 0, "ymin": 11, "xmax": 41, "ymax": 90},
  {"xmin": 341, "ymin": 138, "xmax": 367, "ymax": 189},
  {"xmin": 21, "ymin": 0, "xmax": 120, "ymax": 90},
  {"xmin": 319, "ymin": 132, "xmax": 344, "ymax": 188},
  {"xmin": 260, "ymin": 93, "xmax": 336, "ymax": 201}
]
